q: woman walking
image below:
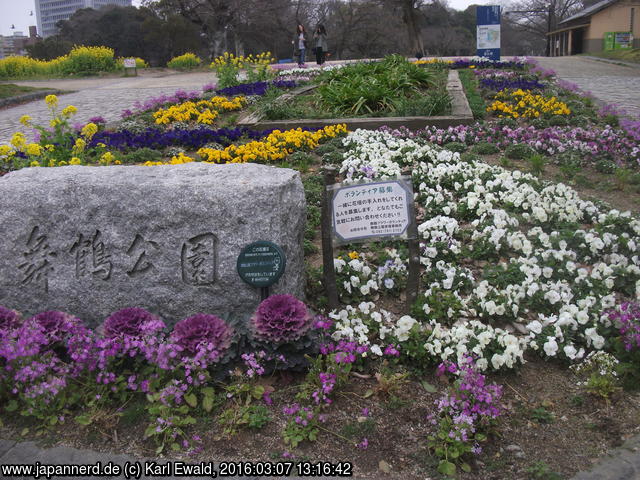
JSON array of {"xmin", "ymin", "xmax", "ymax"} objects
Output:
[
  {"xmin": 313, "ymin": 24, "xmax": 328, "ymax": 65},
  {"xmin": 292, "ymin": 24, "xmax": 307, "ymax": 67}
]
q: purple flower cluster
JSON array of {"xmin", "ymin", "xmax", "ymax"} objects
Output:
[
  {"xmin": 251, "ymin": 295, "xmax": 313, "ymax": 343},
  {"xmin": 90, "ymin": 126, "xmax": 272, "ymax": 152},
  {"xmin": 282, "ymin": 403, "xmax": 326, "ymax": 426},
  {"xmin": 429, "ymin": 357, "xmax": 503, "ymax": 451},
  {"xmin": 607, "ymin": 302, "xmax": 640, "ymax": 351},
  {"xmin": 215, "ymin": 80, "xmax": 297, "ymax": 97},
  {"xmin": 312, "ymin": 372, "xmax": 336, "ymax": 405},
  {"xmin": 171, "ymin": 313, "xmax": 233, "ymax": 358},
  {"xmin": 122, "ymin": 89, "xmax": 201, "ymax": 117},
  {"xmin": 380, "ymin": 122, "xmax": 640, "ymax": 165},
  {"xmin": 450, "ymin": 58, "xmax": 526, "ymax": 70},
  {"xmin": 479, "ymin": 78, "xmax": 546, "ymax": 91},
  {"xmin": 319, "ymin": 340, "xmax": 369, "ymax": 364}
]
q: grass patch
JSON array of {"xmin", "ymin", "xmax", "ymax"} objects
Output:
[
  {"xmin": 0, "ymin": 84, "xmax": 52, "ymax": 99},
  {"xmin": 458, "ymin": 69, "xmax": 486, "ymax": 120},
  {"xmin": 584, "ymin": 48, "xmax": 640, "ymax": 64}
]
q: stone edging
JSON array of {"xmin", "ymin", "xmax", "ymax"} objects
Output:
[
  {"xmin": 571, "ymin": 433, "xmax": 640, "ymax": 480},
  {"xmin": 237, "ymin": 70, "xmax": 474, "ymax": 130},
  {"xmin": 0, "ymin": 89, "xmax": 62, "ymax": 109}
]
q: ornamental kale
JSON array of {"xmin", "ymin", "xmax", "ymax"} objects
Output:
[
  {"xmin": 0, "ymin": 305, "xmax": 21, "ymax": 335},
  {"xmin": 171, "ymin": 313, "xmax": 234, "ymax": 358},
  {"xmin": 251, "ymin": 294, "xmax": 313, "ymax": 343},
  {"xmin": 103, "ymin": 307, "xmax": 165, "ymax": 338}
]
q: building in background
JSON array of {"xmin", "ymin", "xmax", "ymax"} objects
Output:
[
  {"xmin": 35, "ymin": 0, "xmax": 132, "ymax": 38},
  {"xmin": 547, "ymin": 0, "xmax": 639, "ymax": 56},
  {"xmin": 0, "ymin": 28, "xmax": 39, "ymax": 59}
]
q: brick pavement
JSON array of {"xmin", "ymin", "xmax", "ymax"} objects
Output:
[
  {"xmin": 533, "ymin": 56, "xmax": 640, "ymax": 119},
  {"xmin": 0, "ymin": 70, "xmax": 219, "ymax": 144}
]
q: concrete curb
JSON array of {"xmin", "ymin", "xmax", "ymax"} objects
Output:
[
  {"xmin": 570, "ymin": 434, "xmax": 640, "ymax": 480},
  {"xmin": 0, "ymin": 90, "xmax": 64, "ymax": 110},
  {"xmin": 580, "ymin": 55, "xmax": 640, "ymax": 70}
]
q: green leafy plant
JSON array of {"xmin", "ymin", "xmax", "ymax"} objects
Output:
[
  {"xmin": 504, "ymin": 143, "xmax": 535, "ymax": 160},
  {"xmin": 528, "ymin": 154, "xmax": 546, "ymax": 176},
  {"xmin": 472, "ymin": 142, "xmax": 500, "ymax": 155}
]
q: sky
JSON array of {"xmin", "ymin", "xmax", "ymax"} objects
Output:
[{"xmin": 0, "ymin": 0, "xmax": 497, "ymax": 38}]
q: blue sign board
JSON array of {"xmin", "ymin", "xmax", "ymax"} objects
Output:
[{"xmin": 477, "ymin": 6, "xmax": 501, "ymax": 61}]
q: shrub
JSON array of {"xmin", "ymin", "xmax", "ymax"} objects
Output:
[
  {"xmin": 171, "ymin": 314, "xmax": 234, "ymax": 357},
  {"xmin": 471, "ymin": 142, "xmax": 499, "ymax": 155},
  {"xmin": 103, "ymin": 307, "xmax": 165, "ymax": 338},
  {"xmin": 60, "ymin": 46, "xmax": 117, "ymax": 75},
  {"xmin": 442, "ymin": 141, "xmax": 467, "ymax": 153},
  {"xmin": 251, "ymin": 294, "xmax": 313, "ymax": 343},
  {"xmin": 167, "ymin": 53, "xmax": 201, "ymax": 70},
  {"xmin": 595, "ymin": 159, "xmax": 616, "ymax": 174},
  {"xmin": 504, "ymin": 143, "xmax": 535, "ymax": 160}
]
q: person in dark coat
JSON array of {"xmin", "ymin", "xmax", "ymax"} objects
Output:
[{"xmin": 313, "ymin": 24, "xmax": 328, "ymax": 65}]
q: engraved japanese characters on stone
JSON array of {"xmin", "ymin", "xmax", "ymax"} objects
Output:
[
  {"xmin": 181, "ymin": 233, "xmax": 216, "ymax": 286},
  {"xmin": 126, "ymin": 234, "xmax": 160, "ymax": 277},
  {"xmin": 17, "ymin": 226, "xmax": 57, "ymax": 293},
  {"xmin": 69, "ymin": 230, "xmax": 113, "ymax": 281}
]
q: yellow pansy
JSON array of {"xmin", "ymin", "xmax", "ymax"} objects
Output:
[
  {"xmin": 69, "ymin": 157, "xmax": 82, "ymax": 165},
  {"xmin": 348, "ymin": 251, "xmax": 359, "ymax": 260},
  {"xmin": 25, "ymin": 143, "xmax": 43, "ymax": 156},
  {"xmin": 29, "ymin": 160, "xmax": 41, "ymax": 167}
]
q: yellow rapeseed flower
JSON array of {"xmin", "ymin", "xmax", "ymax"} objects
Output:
[
  {"xmin": 45, "ymin": 94, "xmax": 58, "ymax": 107},
  {"xmin": 61, "ymin": 105, "xmax": 78, "ymax": 116},
  {"xmin": 81, "ymin": 122, "xmax": 98, "ymax": 139},
  {"xmin": 25, "ymin": 143, "xmax": 43, "ymax": 156},
  {"xmin": 19, "ymin": 115, "xmax": 32, "ymax": 126}
]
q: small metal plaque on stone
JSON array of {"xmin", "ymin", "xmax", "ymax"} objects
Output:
[{"xmin": 237, "ymin": 241, "xmax": 286, "ymax": 288}]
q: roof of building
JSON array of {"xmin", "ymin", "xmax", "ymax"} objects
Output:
[{"xmin": 559, "ymin": 0, "xmax": 618, "ymax": 25}]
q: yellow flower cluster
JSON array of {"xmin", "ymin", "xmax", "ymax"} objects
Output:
[
  {"xmin": 144, "ymin": 152, "xmax": 195, "ymax": 166},
  {"xmin": 210, "ymin": 51, "xmax": 274, "ymax": 69},
  {"xmin": 197, "ymin": 124, "xmax": 347, "ymax": 164},
  {"xmin": 153, "ymin": 96, "xmax": 246, "ymax": 125},
  {"xmin": 413, "ymin": 59, "xmax": 453, "ymax": 66},
  {"xmin": 0, "ymin": 46, "xmax": 118, "ymax": 79},
  {"xmin": 487, "ymin": 89, "xmax": 571, "ymax": 119}
]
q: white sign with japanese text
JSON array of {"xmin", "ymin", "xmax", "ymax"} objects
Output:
[
  {"xmin": 123, "ymin": 58, "xmax": 137, "ymax": 68},
  {"xmin": 330, "ymin": 178, "xmax": 415, "ymax": 244}
]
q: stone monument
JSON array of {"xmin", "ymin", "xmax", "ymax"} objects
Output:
[{"xmin": 0, "ymin": 163, "xmax": 306, "ymax": 327}]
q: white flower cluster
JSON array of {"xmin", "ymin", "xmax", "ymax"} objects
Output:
[
  {"xmin": 329, "ymin": 302, "xmax": 418, "ymax": 356},
  {"xmin": 334, "ymin": 249, "xmax": 408, "ymax": 299},
  {"xmin": 330, "ymin": 129, "xmax": 640, "ymax": 370}
]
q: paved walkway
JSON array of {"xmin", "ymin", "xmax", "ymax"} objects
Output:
[
  {"xmin": 0, "ymin": 70, "xmax": 219, "ymax": 145},
  {"xmin": 533, "ymin": 55, "xmax": 640, "ymax": 119},
  {"xmin": 0, "ymin": 438, "xmax": 342, "ymax": 480}
]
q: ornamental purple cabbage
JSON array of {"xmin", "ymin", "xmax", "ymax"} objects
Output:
[
  {"xmin": 103, "ymin": 307, "xmax": 165, "ymax": 338},
  {"xmin": 0, "ymin": 305, "xmax": 21, "ymax": 333},
  {"xmin": 171, "ymin": 314, "xmax": 234, "ymax": 356},
  {"xmin": 30, "ymin": 310, "xmax": 83, "ymax": 343},
  {"xmin": 251, "ymin": 294, "xmax": 312, "ymax": 343}
]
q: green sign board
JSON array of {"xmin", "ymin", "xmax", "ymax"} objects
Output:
[
  {"xmin": 604, "ymin": 31, "xmax": 633, "ymax": 50},
  {"xmin": 237, "ymin": 241, "xmax": 286, "ymax": 288}
]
